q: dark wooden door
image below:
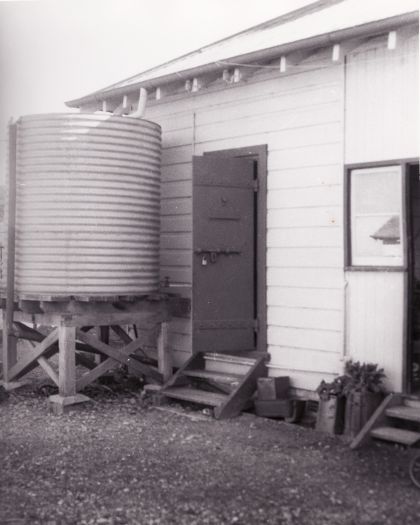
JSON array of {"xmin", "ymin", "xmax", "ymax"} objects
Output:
[{"xmin": 192, "ymin": 155, "xmax": 256, "ymax": 353}]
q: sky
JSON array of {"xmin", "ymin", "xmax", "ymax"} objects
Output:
[{"xmin": 0, "ymin": 0, "xmax": 315, "ymax": 180}]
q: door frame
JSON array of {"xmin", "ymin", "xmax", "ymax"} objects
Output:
[
  {"xmin": 405, "ymin": 160, "xmax": 420, "ymax": 394},
  {"xmin": 204, "ymin": 144, "xmax": 268, "ymax": 354}
]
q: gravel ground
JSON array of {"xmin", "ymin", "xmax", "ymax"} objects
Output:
[{"xmin": 1, "ymin": 383, "xmax": 420, "ymax": 525}]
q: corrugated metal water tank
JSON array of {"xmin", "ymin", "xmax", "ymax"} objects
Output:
[{"xmin": 14, "ymin": 113, "xmax": 161, "ymax": 299}]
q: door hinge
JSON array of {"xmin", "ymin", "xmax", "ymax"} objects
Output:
[
  {"xmin": 253, "ymin": 178, "xmax": 259, "ymax": 192},
  {"xmin": 253, "ymin": 318, "xmax": 260, "ymax": 333}
]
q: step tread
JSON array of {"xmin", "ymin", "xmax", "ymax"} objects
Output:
[
  {"xmin": 386, "ymin": 405, "xmax": 420, "ymax": 423},
  {"xmin": 371, "ymin": 426, "xmax": 420, "ymax": 446},
  {"xmin": 203, "ymin": 352, "xmax": 256, "ymax": 366},
  {"xmin": 183, "ymin": 369, "xmax": 243, "ymax": 383},
  {"xmin": 403, "ymin": 396, "xmax": 420, "ymax": 409},
  {"xmin": 162, "ymin": 386, "xmax": 227, "ymax": 406}
]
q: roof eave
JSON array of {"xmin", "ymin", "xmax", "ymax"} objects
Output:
[{"xmin": 66, "ymin": 11, "xmax": 419, "ymax": 108}]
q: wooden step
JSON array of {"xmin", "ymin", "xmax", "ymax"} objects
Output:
[
  {"xmin": 404, "ymin": 396, "xmax": 420, "ymax": 410},
  {"xmin": 203, "ymin": 352, "xmax": 255, "ymax": 375},
  {"xmin": 162, "ymin": 386, "xmax": 227, "ymax": 407},
  {"xmin": 203, "ymin": 353, "xmax": 257, "ymax": 366},
  {"xmin": 386, "ymin": 405, "xmax": 420, "ymax": 423},
  {"xmin": 370, "ymin": 426, "xmax": 420, "ymax": 446},
  {"xmin": 350, "ymin": 393, "xmax": 404, "ymax": 450},
  {"xmin": 183, "ymin": 369, "xmax": 242, "ymax": 384},
  {"xmin": 161, "ymin": 351, "xmax": 267, "ymax": 419}
]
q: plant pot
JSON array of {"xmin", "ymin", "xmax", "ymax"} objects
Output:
[
  {"xmin": 316, "ymin": 396, "xmax": 346, "ymax": 435},
  {"xmin": 344, "ymin": 391, "xmax": 383, "ymax": 438}
]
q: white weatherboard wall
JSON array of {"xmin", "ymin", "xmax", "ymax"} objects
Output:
[
  {"xmin": 345, "ymin": 272, "xmax": 405, "ymax": 391},
  {"xmin": 345, "ymin": 29, "xmax": 419, "ymax": 163},
  {"xmin": 144, "ymin": 48, "xmax": 345, "ymax": 391},
  {"xmin": 344, "ymin": 29, "xmax": 419, "ymax": 392}
]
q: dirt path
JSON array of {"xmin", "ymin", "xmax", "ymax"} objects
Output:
[{"xmin": 1, "ymin": 386, "xmax": 419, "ymax": 525}]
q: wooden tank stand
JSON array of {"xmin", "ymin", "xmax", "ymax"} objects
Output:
[
  {"xmin": 1, "ymin": 295, "xmax": 189, "ymax": 413},
  {"xmin": 1, "ymin": 122, "xmax": 190, "ymax": 412}
]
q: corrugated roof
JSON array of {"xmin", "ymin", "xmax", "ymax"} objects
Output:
[{"xmin": 67, "ymin": 0, "xmax": 419, "ymax": 107}]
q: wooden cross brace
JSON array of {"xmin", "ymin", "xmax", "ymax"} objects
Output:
[
  {"xmin": 3, "ymin": 317, "xmax": 172, "ymax": 406},
  {"xmin": 5, "ymin": 324, "xmax": 79, "ymax": 398},
  {"xmin": 76, "ymin": 327, "xmax": 163, "ymax": 391},
  {"xmin": 7, "ymin": 327, "xmax": 60, "ymax": 382},
  {"xmin": 8, "ymin": 322, "xmax": 96, "ymax": 386}
]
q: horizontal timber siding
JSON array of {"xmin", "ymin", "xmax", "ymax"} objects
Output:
[{"xmin": 144, "ymin": 54, "xmax": 345, "ymax": 389}]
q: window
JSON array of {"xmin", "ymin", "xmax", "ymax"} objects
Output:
[{"xmin": 349, "ymin": 165, "xmax": 404, "ymax": 267}]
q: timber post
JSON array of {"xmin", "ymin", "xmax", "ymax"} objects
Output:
[
  {"xmin": 49, "ymin": 323, "xmax": 90, "ymax": 415},
  {"xmin": 157, "ymin": 321, "xmax": 172, "ymax": 383},
  {"xmin": 58, "ymin": 324, "xmax": 77, "ymax": 397},
  {"xmin": 1, "ymin": 121, "xmax": 20, "ymax": 389}
]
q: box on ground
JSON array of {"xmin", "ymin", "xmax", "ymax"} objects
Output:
[
  {"xmin": 257, "ymin": 376, "xmax": 290, "ymax": 400},
  {"xmin": 254, "ymin": 399, "xmax": 293, "ymax": 418}
]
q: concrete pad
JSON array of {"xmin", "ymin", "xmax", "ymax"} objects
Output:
[{"xmin": 48, "ymin": 393, "xmax": 91, "ymax": 415}]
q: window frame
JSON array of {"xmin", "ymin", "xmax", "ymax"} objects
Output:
[{"xmin": 344, "ymin": 159, "xmax": 418, "ymax": 271}]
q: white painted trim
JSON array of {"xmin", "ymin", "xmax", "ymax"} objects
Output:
[
  {"xmin": 279, "ymin": 56, "xmax": 287, "ymax": 73},
  {"xmin": 388, "ymin": 30, "xmax": 397, "ymax": 49},
  {"xmin": 332, "ymin": 44, "xmax": 341, "ymax": 62}
]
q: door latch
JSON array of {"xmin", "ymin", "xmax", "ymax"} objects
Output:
[
  {"xmin": 195, "ymin": 248, "xmax": 242, "ymax": 256},
  {"xmin": 195, "ymin": 248, "xmax": 241, "ymax": 266},
  {"xmin": 200, "ymin": 252, "xmax": 218, "ymax": 265}
]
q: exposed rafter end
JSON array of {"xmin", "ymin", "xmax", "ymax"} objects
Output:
[
  {"xmin": 185, "ymin": 77, "xmax": 203, "ymax": 93},
  {"xmin": 279, "ymin": 55, "xmax": 287, "ymax": 73},
  {"xmin": 387, "ymin": 30, "xmax": 397, "ymax": 50},
  {"xmin": 192, "ymin": 77, "xmax": 202, "ymax": 92},
  {"xmin": 113, "ymin": 94, "xmax": 130, "ymax": 115},
  {"xmin": 222, "ymin": 69, "xmax": 231, "ymax": 83},
  {"xmin": 279, "ymin": 49, "xmax": 313, "ymax": 73},
  {"xmin": 221, "ymin": 67, "xmax": 249, "ymax": 84},
  {"xmin": 233, "ymin": 67, "xmax": 242, "ymax": 83},
  {"xmin": 332, "ymin": 44, "xmax": 341, "ymax": 62},
  {"xmin": 330, "ymin": 37, "xmax": 370, "ymax": 62}
]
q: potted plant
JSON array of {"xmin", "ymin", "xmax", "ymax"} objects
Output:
[
  {"xmin": 315, "ymin": 376, "xmax": 347, "ymax": 434},
  {"xmin": 341, "ymin": 360, "xmax": 386, "ymax": 438}
]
